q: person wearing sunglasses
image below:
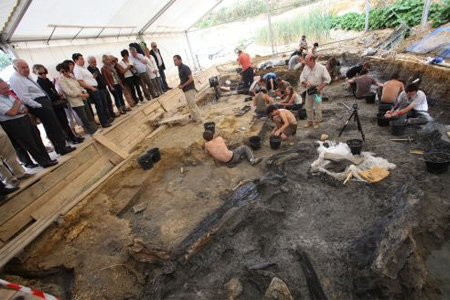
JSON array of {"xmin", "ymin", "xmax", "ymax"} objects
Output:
[
  {"xmin": 33, "ymin": 64, "xmax": 84, "ymax": 144},
  {"xmin": 150, "ymin": 42, "xmax": 171, "ymax": 92}
]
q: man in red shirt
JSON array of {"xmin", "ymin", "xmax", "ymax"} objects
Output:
[{"xmin": 237, "ymin": 50, "xmax": 254, "ymax": 89}]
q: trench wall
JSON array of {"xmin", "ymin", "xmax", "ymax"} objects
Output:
[{"xmin": 0, "ymin": 66, "xmax": 219, "ymax": 269}]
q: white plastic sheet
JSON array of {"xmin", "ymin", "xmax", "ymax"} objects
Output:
[{"xmin": 311, "ymin": 141, "xmax": 397, "ymax": 182}]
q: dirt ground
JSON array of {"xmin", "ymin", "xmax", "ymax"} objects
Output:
[{"xmin": 3, "ymin": 28, "xmax": 450, "ymax": 299}]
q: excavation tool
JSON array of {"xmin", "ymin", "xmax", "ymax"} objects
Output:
[
  {"xmin": 338, "ymin": 102, "xmax": 365, "ymax": 142},
  {"xmin": 389, "ymin": 137, "xmax": 414, "ymax": 142}
]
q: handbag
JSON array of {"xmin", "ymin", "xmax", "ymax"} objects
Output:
[{"xmin": 307, "ymin": 87, "xmax": 318, "ymax": 95}]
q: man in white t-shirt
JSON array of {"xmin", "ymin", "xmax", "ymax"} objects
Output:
[
  {"xmin": 386, "ymin": 83, "xmax": 432, "ymax": 124},
  {"xmin": 72, "ymin": 53, "xmax": 111, "ymax": 128}
]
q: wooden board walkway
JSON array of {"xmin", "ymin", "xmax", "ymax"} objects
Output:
[{"xmin": 0, "ymin": 67, "xmax": 219, "ymax": 269}]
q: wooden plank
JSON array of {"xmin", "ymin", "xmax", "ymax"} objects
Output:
[
  {"xmin": 0, "ymin": 144, "xmax": 97, "ymax": 226},
  {"xmin": 0, "ymin": 152, "xmax": 100, "ymax": 242},
  {"xmin": 32, "ymin": 157, "xmax": 113, "ymax": 220},
  {"xmin": 145, "ymin": 125, "xmax": 167, "ymax": 140},
  {"xmin": 0, "ymin": 157, "xmax": 128, "ymax": 269},
  {"xmin": 93, "ymin": 134, "xmax": 129, "ymax": 160},
  {"xmin": 142, "ymin": 100, "xmax": 162, "ymax": 115}
]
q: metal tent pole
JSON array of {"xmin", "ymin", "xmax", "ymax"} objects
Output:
[
  {"xmin": 365, "ymin": 0, "xmax": 370, "ymax": 32},
  {"xmin": 185, "ymin": 31, "xmax": 197, "ymax": 71},
  {"xmin": 420, "ymin": 0, "xmax": 431, "ymax": 31},
  {"xmin": 266, "ymin": 0, "xmax": 275, "ymax": 56}
]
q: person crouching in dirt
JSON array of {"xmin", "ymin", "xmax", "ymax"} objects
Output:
[
  {"xmin": 385, "ymin": 83, "xmax": 432, "ymax": 125},
  {"xmin": 347, "ymin": 69, "xmax": 382, "ymax": 99},
  {"xmin": 203, "ymin": 131, "xmax": 262, "ymax": 166},
  {"xmin": 253, "ymin": 88, "xmax": 274, "ymax": 118},
  {"xmin": 376, "ymin": 73, "xmax": 405, "ymax": 113},
  {"xmin": 346, "ymin": 62, "xmax": 370, "ymax": 92},
  {"xmin": 250, "ymin": 77, "xmax": 266, "ymax": 94},
  {"xmin": 266, "ymin": 105, "xmax": 298, "ymax": 140},
  {"xmin": 326, "ymin": 57, "xmax": 341, "ymax": 82},
  {"xmin": 277, "ymin": 86, "xmax": 302, "ymax": 112},
  {"xmin": 263, "ymin": 72, "xmax": 278, "ymax": 94},
  {"xmin": 274, "ymin": 78, "xmax": 291, "ymax": 97}
]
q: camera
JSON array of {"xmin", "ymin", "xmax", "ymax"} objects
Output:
[{"xmin": 209, "ymin": 76, "xmax": 219, "ymax": 88}]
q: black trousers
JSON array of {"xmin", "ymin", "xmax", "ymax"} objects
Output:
[
  {"xmin": 100, "ymin": 88, "xmax": 115, "ymax": 118},
  {"xmin": 125, "ymin": 75, "xmax": 143, "ymax": 103},
  {"xmin": 27, "ymin": 97, "xmax": 67, "ymax": 153},
  {"xmin": 242, "ymin": 67, "xmax": 254, "ymax": 88},
  {"xmin": 1, "ymin": 117, "xmax": 52, "ymax": 167},
  {"xmin": 54, "ymin": 105, "xmax": 76, "ymax": 141}
]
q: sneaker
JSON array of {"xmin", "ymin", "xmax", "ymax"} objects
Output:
[
  {"xmin": 25, "ymin": 163, "xmax": 39, "ymax": 169},
  {"xmin": 304, "ymin": 122, "xmax": 313, "ymax": 128},
  {"xmin": 137, "ymin": 102, "xmax": 142, "ymax": 106},
  {"xmin": 7, "ymin": 178, "xmax": 20, "ymax": 188},
  {"xmin": 314, "ymin": 122, "xmax": 321, "ymax": 129},
  {"xmin": 250, "ymin": 157, "xmax": 263, "ymax": 166}
]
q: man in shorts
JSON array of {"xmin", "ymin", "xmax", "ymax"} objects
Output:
[
  {"xmin": 266, "ymin": 105, "xmax": 298, "ymax": 140},
  {"xmin": 203, "ymin": 131, "xmax": 262, "ymax": 166}
]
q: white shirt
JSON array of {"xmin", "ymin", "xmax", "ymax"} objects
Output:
[
  {"xmin": 146, "ymin": 56, "xmax": 159, "ymax": 79},
  {"xmin": 73, "ymin": 64, "xmax": 97, "ymax": 87},
  {"xmin": 0, "ymin": 94, "xmax": 29, "ymax": 121},
  {"xmin": 299, "ymin": 63, "xmax": 331, "ymax": 92},
  {"xmin": 397, "ymin": 90, "xmax": 428, "ymax": 112},
  {"xmin": 9, "ymin": 72, "xmax": 44, "ymax": 108},
  {"xmin": 288, "ymin": 56, "xmax": 300, "ymax": 70},
  {"xmin": 119, "ymin": 59, "xmax": 134, "ymax": 78},
  {"xmin": 154, "ymin": 51, "xmax": 163, "ymax": 67},
  {"xmin": 129, "ymin": 54, "xmax": 148, "ymax": 74}
]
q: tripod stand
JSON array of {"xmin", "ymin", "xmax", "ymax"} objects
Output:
[{"xmin": 338, "ymin": 102, "xmax": 365, "ymax": 141}]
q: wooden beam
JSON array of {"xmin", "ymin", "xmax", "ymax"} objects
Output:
[{"xmin": 93, "ymin": 134, "xmax": 129, "ymax": 160}]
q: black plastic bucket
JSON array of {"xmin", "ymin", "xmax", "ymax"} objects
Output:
[
  {"xmin": 298, "ymin": 108, "xmax": 307, "ymax": 120},
  {"xmin": 147, "ymin": 148, "xmax": 161, "ymax": 163},
  {"xmin": 249, "ymin": 136, "xmax": 261, "ymax": 150},
  {"xmin": 365, "ymin": 93, "xmax": 376, "ymax": 104},
  {"xmin": 377, "ymin": 113, "xmax": 390, "ymax": 127},
  {"xmin": 346, "ymin": 139, "xmax": 363, "ymax": 155},
  {"xmin": 270, "ymin": 135, "xmax": 282, "ymax": 150},
  {"xmin": 204, "ymin": 122, "xmax": 215, "ymax": 134},
  {"xmin": 137, "ymin": 154, "xmax": 153, "ymax": 170},
  {"xmin": 423, "ymin": 151, "xmax": 450, "ymax": 174},
  {"xmin": 378, "ymin": 103, "xmax": 393, "ymax": 114},
  {"xmin": 391, "ymin": 120, "xmax": 407, "ymax": 136}
]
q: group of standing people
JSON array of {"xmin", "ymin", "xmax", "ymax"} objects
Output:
[{"xmin": 0, "ymin": 41, "xmax": 176, "ymax": 200}]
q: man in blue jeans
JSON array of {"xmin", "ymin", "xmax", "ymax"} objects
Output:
[{"xmin": 73, "ymin": 53, "xmax": 111, "ymax": 128}]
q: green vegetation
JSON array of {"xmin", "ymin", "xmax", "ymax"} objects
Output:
[
  {"xmin": 255, "ymin": 9, "xmax": 331, "ymax": 46},
  {"xmin": 195, "ymin": 0, "xmax": 314, "ymax": 28},
  {"xmin": 0, "ymin": 51, "xmax": 12, "ymax": 72},
  {"xmin": 331, "ymin": 0, "xmax": 450, "ymax": 31}
]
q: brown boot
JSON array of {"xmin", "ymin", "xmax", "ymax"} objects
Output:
[
  {"xmin": 314, "ymin": 122, "xmax": 321, "ymax": 129},
  {"xmin": 304, "ymin": 121, "xmax": 313, "ymax": 128}
]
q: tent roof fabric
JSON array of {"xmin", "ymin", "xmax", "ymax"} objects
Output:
[{"xmin": 1, "ymin": 0, "xmax": 221, "ymax": 43}]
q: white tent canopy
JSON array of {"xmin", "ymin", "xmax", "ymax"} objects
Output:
[
  {"xmin": 1, "ymin": 0, "xmax": 223, "ymax": 43},
  {"xmin": 0, "ymin": 0, "xmax": 225, "ymax": 80}
]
